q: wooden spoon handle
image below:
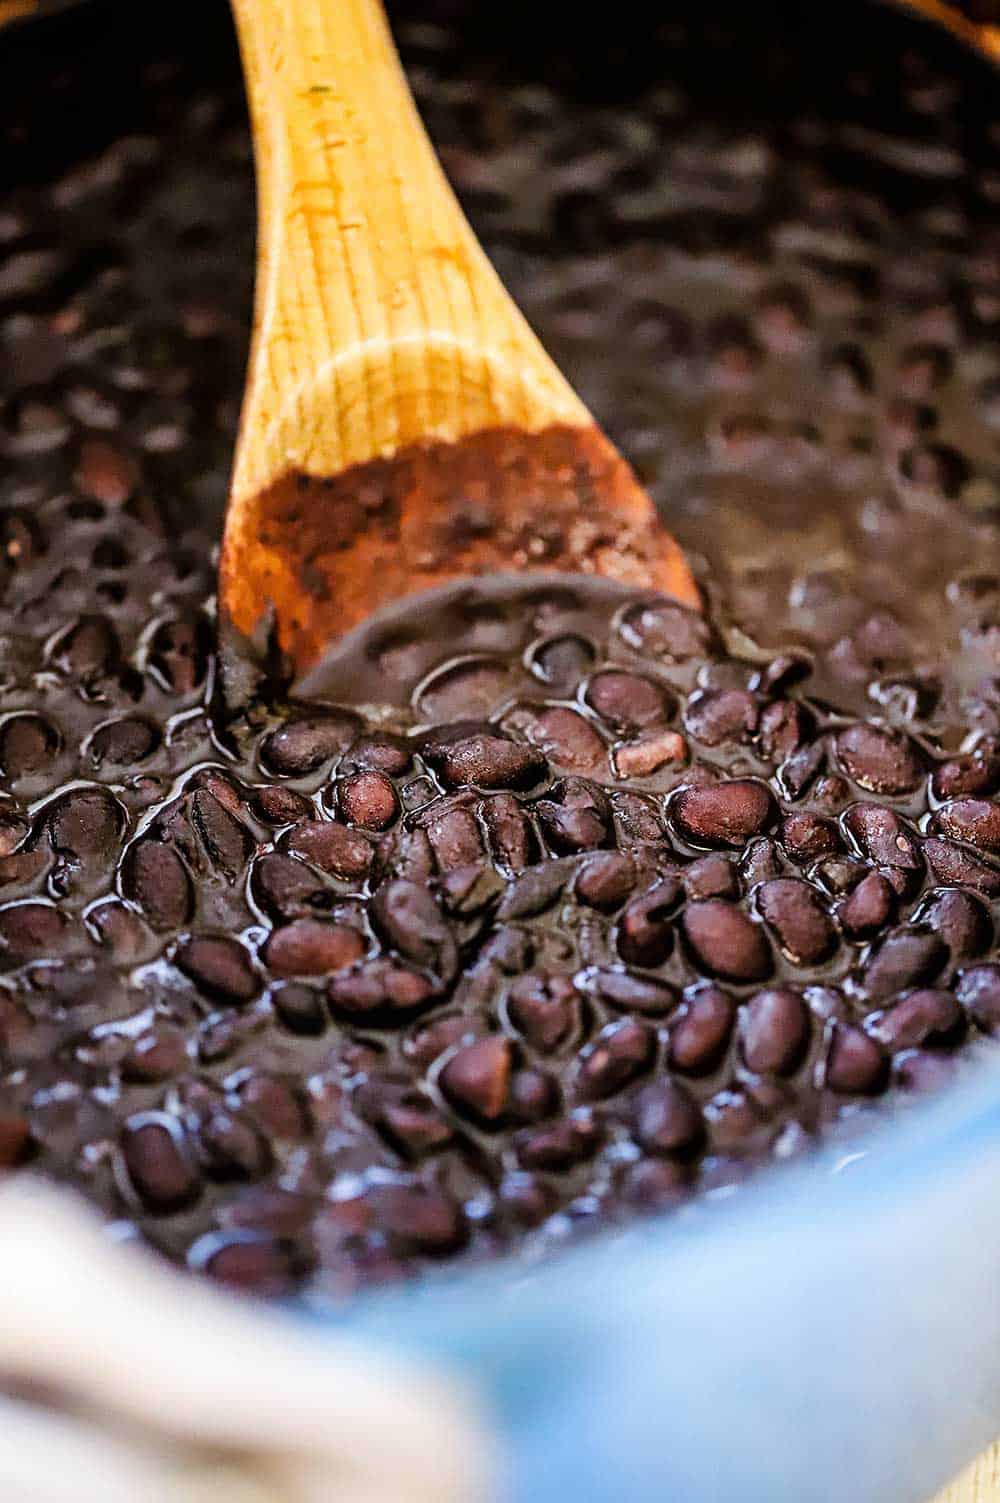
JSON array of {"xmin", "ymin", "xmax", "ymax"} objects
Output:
[
  {"xmin": 893, "ymin": 0, "xmax": 1000, "ymax": 58},
  {"xmin": 228, "ymin": 0, "xmax": 588, "ymax": 507}
]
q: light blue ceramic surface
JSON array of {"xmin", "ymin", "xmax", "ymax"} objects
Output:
[{"xmin": 308, "ymin": 1059, "xmax": 1000, "ymax": 1501}]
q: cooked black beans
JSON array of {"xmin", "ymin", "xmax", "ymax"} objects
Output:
[{"xmin": 4, "ymin": 0, "xmax": 1000, "ymax": 1305}]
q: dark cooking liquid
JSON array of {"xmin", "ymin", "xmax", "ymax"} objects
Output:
[{"xmin": 1, "ymin": 0, "xmax": 1000, "ymax": 1299}]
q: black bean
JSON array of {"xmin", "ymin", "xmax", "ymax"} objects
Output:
[
  {"xmin": 191, "ymin": 789, "xmax": 252, "ymax": 882},
  {"xmin": 514, "ymin": 705, "xmax": 606, "ymax": 774},
  {"xmin": 932, "ymin": 741, "xmax": 1000, "ymax": 801},
  {"xmin": 120, "ymin": 1113, "xmax": 200, "ymax": 1211},
  {"xmin": 175, "ymin": 934, "xmax": 259, "ymax": 1003},
  {"xmin": 705, "ymin": 1087, "xmax": 767, "ymax": 1152},
  {"xmin": 682, "ymin": 900, "xmax": 772, "ymax": 983},
  {"xmin": 671, "ymin": 779, "xmax": 775, "ymax": 848},
  {"xmin": 839, "ymin": 870, "xmax": 895, "ymax": 939},
  {"xmin": 416, "ymin": 658, "xmax": 511, "ymax": 720},
  {"xmin": 197, "ymin": 1012, "xmax": 250, "ymax": 1066},
  {"xmin": 844, "ymin": 804, "xmax": 924, "ymax": 893},
  {"xmin": 87, "ymin": 717, "xmax": 158, "ymax": 769},
  {"xmin": 758, "ymin": 700, "xmax": 813, "ymax": 763},
  {"xmin": 923, "ymin": 838, "xmax": 1000, "ymax": 897},
  {"xmin": 340, "ymin": 733, "xmax": 413, "ymax": 777},
  {"xmin": 826, "ymin": 1025, "xmax": 889, "ymax": 1094},
  {"xmin": 862, "ymin": 929, "xmax": 947, "ymax": 1002},
  {"xmin": 192, "ymin": 1233, "xmax": 300, "ymax": 1296},
  {"xmin": 371, "ymin": 879, "xmax": 458, "ymax": 979},
  {"xmin": 616, "ymin": 879, "xmax": 680, "ymax": 966},
  {"xmin": 506, "ymin": 972, "xmax": 581, "ymax": 1051},
  {"xmin": 377, "ymin": 825, "xmax": 435, "ymax": 885},
  {"xmin": 481, "ymin": 793, "xmax": 538, "ymax": 873},
  {"xmin": 338, "ymin": 771, "xmax": 400, "ymax": 831},
  {"xmin": 633, "ymin": 1081, "xmax": 704, "ymax": 1157},
  {"xmin": 536, "ymin": 779, "xmax": 611, "ymax": 853},
  {"xmin": 816, "ymin": 857, "xmax": 869, "ymax": 896},
  {"xmin": 613, "ymin": 727, "xmax": 688, "ymax": 778},
  {"xmin": 624, "ymin": 1158, "xmax": 691, "ymax": 1207},
  {"xmin": 272, "ymin": 981, "xmax": 326, "ymax": 1035},
  {"xmin": 287, "ymin": 820, "xmax": 373, "ymax": 881},
  {"xmin": 916, "ymin": 888, "xmax": 992, "ymax": 960},
  {"xmin": 683, "ymin": 853, "xmax": 739, "ymax": 901},
  {"xmin": 370, "ymin": 1087, "xmax": 454, "ymax": 1158},
  {"xmin": 265, "ymin": 918, "xmax": 366, "ymax": 978},
  {"xmin": 583, "ymin": 965, "xmax": 678, "ymax": 1016},
  {"xmin": 403, "ymin": 1012, "xmax": 479, "ymax": 1070},
  {"xmin": 668, "ymin": 984, "xmax": 736, "ymax": 1074},
  {"xmin": 585, "ymin": 671, "xmax": 673, "ymax": 731},
  {"xmin": 780, "ymin": 812, "xmax": 841, "ymax": 864},
  {"xmin": 0, "ymin": 901, "xmax": 72, "ymax": 958},
  {"xmin": 237, "ymin": 1073, "xmax": 311, "ymax": 1140},
  {"xmin": 369, "ymin": 1181, "xmax": 468, "ymax": 1256},
  {"xmin": 893, "ymin": 1049, "xmax": 956, "ymax": 1094},
  {"xmin": 423, "ymin": 729, "xmax": 546, "ymax": 790},
  {"xmin": 575, "ymin": 1018, "xmax": 655, "ymax": 1099},
  {"xmin": 438, "ymin": 862, "xmax": 503, "ymax": 916},
  {"xmin": 757, "ymin": 879, "xmax": 837, "ymax": 967},
  {"xmin": 0, "ymin": 714, "xmax": 60, "ymax": 779},
  {"xmin": 123, "ymin": 840, "xmax": 192, "ymax": 930},
  {"xmin": 611, "ymin": 790, "xmax": 666, "ymax": 844},
  {"xmin": 933, "ymin": 799, "xmax": 1000, "ymax": 853},
  {"xmin": 575, "ymin": 851, "xmax": 637, "ymax": 910},
  {"xmin": 88, "ymin": 900, "xmax": 150, "ymax": 962},
  {"xmin": 260, "ymin": 710, "xmax": 361, "ymax": 777},
  {"xmin": 956, "ymin": 964, "xmax": 1000, "ymax": 1033},
  {"xmin": 496, "ymin": 858, "xmax": 573, "ymax": 920},
  {"xmin": 328, "ymin": 958, "xmax": 436, "ymax": 1021},
  {"xmin": 835, "ymin": 722, "xmax": 924, "ymax": 795},
  {"xmin": 516, "ymin": 1114, "xmax": 602, "ymax": 1172},
  {"xmin": 440, "ymin": 1035, "xmax": 512, "ymax": 1123},
  {"xmin": 193, "ymin": 1105, "xmax": 271, "ymax": 1182},
  {"xmin": 121, "ymin": 1026, "xmax": 187, "ymax": 1084},
  {"xmin": 48, "ymin": 615, "xmax": 119, "ymax": 681},
  {"xmin": 867, "ymin": 988, "xmax": 964, "ymax": 1050},
  {"xmin": 509, "ymin": 1067, "xmax": 559, "ymax": 1123},
  {"xmin": 251, "ymin": 787, "xmax": 313, "ymax": 826},
  {"xmin": 684, "ymin": 688, "xmax": 759, "ymax": 746},
  {"xmin": 741, "ymin": 988, "xmax": 810, "ymax": 1074},
  {"xmin": 740, "ymin": 837, "xmax": 783, "ymax": 887},
  {"xmin": 777, "ymin": 739, "xmax": 825, "ymax": 801},
  {"xmin": 44, "ymin": 786, "xmax": 124, "ymax": 871},
  {"xmin": 251, "ymin": 853, "xmax": 329, "ymax": 921},
  {"xmin": 418, "ymin": 799, "xmax": 482, "ymax": 869}
]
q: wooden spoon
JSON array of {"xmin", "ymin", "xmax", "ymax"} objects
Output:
[{"xmin": 220, "ymin": 0, "xmax": 700, "ymax": 683}]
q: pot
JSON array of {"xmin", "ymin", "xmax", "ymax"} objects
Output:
[{"xmin": 0, "ymin": 3, "xmax": 999, "ymax": 1500}]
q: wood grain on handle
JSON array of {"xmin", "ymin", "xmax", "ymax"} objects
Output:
[
  {"xmin": 892, "ymin": 0, "xmax": 1000, "ymax": 59},
  {"xmin": 227, "ymin": 0, "xmax": 589, "ymax": 506},
  {"xmin": 0, "ymin": 1, "xmax": 45, "ymax": 22}
]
